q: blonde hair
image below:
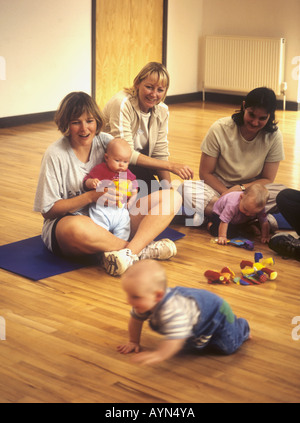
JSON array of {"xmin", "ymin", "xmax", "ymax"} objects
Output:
[
  {"xmin": 54, "ymin": 91, "xmax": 104, "ymax": 137},
  {"xmin": 106, "ymin": 138, "xmax": 131, "ymax": 156},
  {"xmin": 124, "ymin": 62, "xmax": 170, "ymax": 102},
  {"xmin": 122, "ymin": 260, "xmax": 168, "ymax": 293},
  {"xmin": 244, "ymin": 184, "xmax": 269, "ymax": 208}
]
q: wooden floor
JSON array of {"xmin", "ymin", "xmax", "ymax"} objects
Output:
[{"xmin": 0, "ymin": 101, "xmax": 299, "ymax": 403}]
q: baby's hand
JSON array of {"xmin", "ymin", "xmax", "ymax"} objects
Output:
[
  {"xmin": 117, "ymin": 342, "xmax": 140, "ymax": 355},
  {"xmin": 86, "ymin": 178, "xmax": 100, "ymax": 190},
  {"xmin": 217, "ymin": 236, "xmax": 228, "ymax": 245},
  {"xmin": 132, "ymin": 351, "xmax": 164, "ymax": 365},
  {"xmin": 260, "ymin": 235, "xmax": 270, "ymax": 244}
]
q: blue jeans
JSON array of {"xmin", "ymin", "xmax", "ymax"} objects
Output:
[
  {"xmin": 206, "ymin": 315, "xmax": 250, "ymax": 355},
  {"xmin": 169, "ymin": 287, "xmax": 250, "ymax": 355}
]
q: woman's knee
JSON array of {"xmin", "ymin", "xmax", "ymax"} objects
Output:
[
  {"xmin": 133, "ymin": 188, "xmax": 182, "ymax": 216},
  {"xmin": 160, "ymin": 188, "xmax": 182, "ymax": 215},
  {"xmin": 170, "ymin": 188, "xmax": 183, "ymax": 210},
  {"xmin": 55, "ymin": 216, "xmax": 95, "ymax": 253},
  {"xmin": 276, "ymin": 188, "xmax": 290, "ymax": 210}
]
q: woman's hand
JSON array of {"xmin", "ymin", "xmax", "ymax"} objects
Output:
[
  {"xmin": 136, "ymin": 153, "xmax": 194, "ymax": 180},
  {"xmin": 169, "ymin": 163, "xmax": 194, "ymax": 180}
]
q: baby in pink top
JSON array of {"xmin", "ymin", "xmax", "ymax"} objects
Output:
[{"xmin": 209, "ymin": 184, "xmax": 270, "ymax": 244}]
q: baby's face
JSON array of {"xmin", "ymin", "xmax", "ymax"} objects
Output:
[
  {"xmin": 123, "ymin": 280, "xmax": 158, "ymax": 314},
  {"xmin": 105, "ymin": 147, "xmax": 131, "ymax": 173}
]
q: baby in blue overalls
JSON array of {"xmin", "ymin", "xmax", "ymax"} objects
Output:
[{"xmin": 118, "ymin": 260, "xmax": 250, "ymax": 365}]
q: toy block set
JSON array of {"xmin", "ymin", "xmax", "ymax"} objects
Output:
[{"xmin": 204, "ymin": 253, "xmax": 277, "ymax": 286}]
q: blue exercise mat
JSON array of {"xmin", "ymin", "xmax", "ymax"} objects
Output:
[{"xmin": 0, "ymin": 228, "xmax": 185, "ymax": 281}]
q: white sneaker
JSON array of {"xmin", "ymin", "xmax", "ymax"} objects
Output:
[
  {"xmin": 103, "ymin": 248, "xmax": 139, "ymax": 276},
  {"xmin": 139, "ymin": 238, "xmax": 177, "ymax": 261}
]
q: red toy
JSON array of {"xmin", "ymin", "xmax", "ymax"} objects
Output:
[
  {"xmin": 204, "ymin": 253, "xmax": 277, "ymax": 286},
  {"xmin": 204, "ymin": 267, "xmax": 235, "ymax": 285}
]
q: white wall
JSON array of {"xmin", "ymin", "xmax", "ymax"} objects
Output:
[
  {"xmin": 167, "ymin": 0, "xmax": 300, "ymax": 103},
  {"xmin": 166, "ymin": 0, "xmax": 204, "ymax": 96},
  {"xmin": 1, "ymin": 0, "xmax": 299, "ymax": 118},
  {"xmin": 0, "ymin": 0, "xmax": 92, "ymax": 118},
  {"xmin": 202, "ymin": 0, "xmax": 300, "ymax": 103}
]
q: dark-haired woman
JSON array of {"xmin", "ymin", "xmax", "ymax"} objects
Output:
[{"xmin": 184, "ymin": 87, "xmax": 286, "ymax": 219}]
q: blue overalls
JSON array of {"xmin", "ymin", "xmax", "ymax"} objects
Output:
[{"xmin": 150, "ymin": 287, "xmax": 250, "ymax": 355}]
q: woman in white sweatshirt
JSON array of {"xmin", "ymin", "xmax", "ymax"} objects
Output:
[{"xmin": 103, "ymin": 62, "xmax": 193, "ymax": 195}]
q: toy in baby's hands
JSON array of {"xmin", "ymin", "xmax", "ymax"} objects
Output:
[
  {"xmin": 113, "ymin": 179, "xmax": 133, "ymax": 208},
  {"xmin": 211, "ymin": 237, "xmax": 254, "ymax": 250}
]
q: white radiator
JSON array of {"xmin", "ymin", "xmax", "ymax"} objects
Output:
[{"xmin": 203, "ymin": 35, "xmax": 285, "ymax": 97}]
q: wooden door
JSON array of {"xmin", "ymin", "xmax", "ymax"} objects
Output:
[{"xmin": 94, "ymin": 0, "xmax": 164, "ymax": 109}]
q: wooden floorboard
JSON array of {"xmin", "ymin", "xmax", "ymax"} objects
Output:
[{"xmin": 0, "ymin": 102, "xmax": 299, "ymax": 403}]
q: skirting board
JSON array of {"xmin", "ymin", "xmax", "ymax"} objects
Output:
[
  {"xmin": 0, "ymin": 111, "xmax": 55, "ymax": 129},
  {"xmin": 166, "ymin": 91, "xmax": 299, "ymax": 111},
  {"xmin": 1, "ymin": 93, "xmax": 299, "ymax": 128}
]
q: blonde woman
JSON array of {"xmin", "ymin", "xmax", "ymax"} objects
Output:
[{"xmin": 103, "ymin": 62, "xmax": 193, "ymax": 194}]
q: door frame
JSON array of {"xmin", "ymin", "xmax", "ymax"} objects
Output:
[{"xmin": 91, "ymin": 0, "xmax": 168, "ymax": 98}]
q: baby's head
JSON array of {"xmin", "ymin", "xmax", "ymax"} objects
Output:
[
  {"xmin": 105, "ymin": 138, "xmax": 132, "ymax": 173},
  {"xmin": 239, "ymin": 184, "xmax": 269, "ymax": 217},
  {"xmin": 121, "ymin": 260, "xmax": 167, "ymax": 314}
]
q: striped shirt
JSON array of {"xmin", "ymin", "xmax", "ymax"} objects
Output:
[{"xmin": 131, "ymin": 288, "xmax": 200, "ymax": 340}]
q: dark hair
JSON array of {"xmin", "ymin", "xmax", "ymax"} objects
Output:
[
  {"xmin": 232, "ymin": 87, "xmax": 278, "ymax": 133},
  {"xmin": 54, "ymin": 91, "xmax": 104, "ymax": 136}
]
